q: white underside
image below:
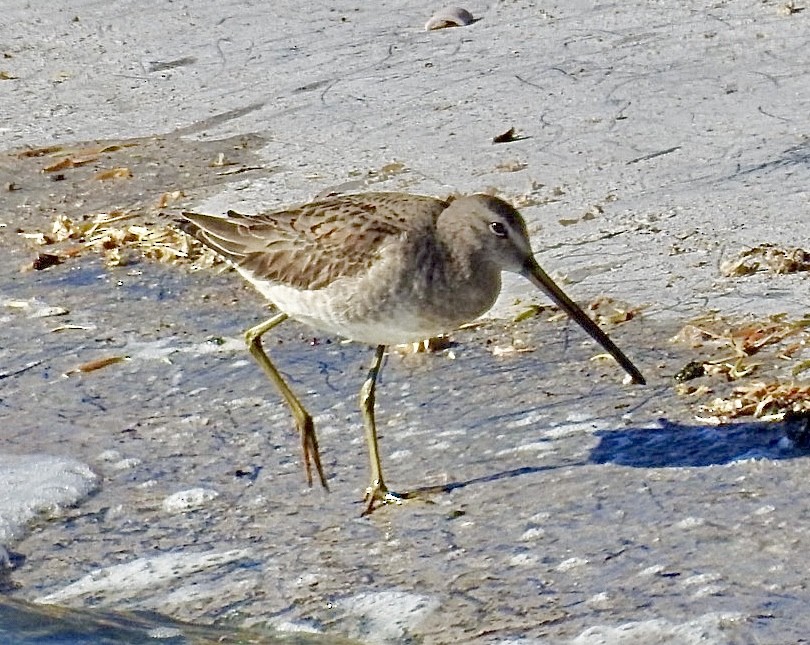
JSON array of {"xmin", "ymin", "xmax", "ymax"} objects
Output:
[{"xmin": 249, "ymin": 278, "xmax": 453, "ymax": 346}]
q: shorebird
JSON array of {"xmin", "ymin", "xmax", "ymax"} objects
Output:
[{"xmin": 181, "ymin": 192, "xmax": 644, "ymax": 514}]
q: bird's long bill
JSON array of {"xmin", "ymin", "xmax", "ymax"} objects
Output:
[{"xmin": 523, "ymin": 259, "xmax": 646, "ymax": 384}]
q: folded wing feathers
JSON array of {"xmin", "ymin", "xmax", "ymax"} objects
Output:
[{"xmin": 180, "ymin": 194, "xmax": 447, "ymax": 290}]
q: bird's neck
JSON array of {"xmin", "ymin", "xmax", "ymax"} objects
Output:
[{"xmin": 422, "ymin": 226, "xmax": 501, "ymax": 319}]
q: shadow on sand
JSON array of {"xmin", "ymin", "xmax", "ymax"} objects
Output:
[
  {"xmin": 400, "ymin": 416, "xmax": 809, "ymax": 499},
  {"xmin": 590, "ymin": 416, "xmax": 808, "ymax": 468}
]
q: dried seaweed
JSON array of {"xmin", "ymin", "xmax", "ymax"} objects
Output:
[
  {"xmin": 64, "ymin": 355, "xmax": 130, "ymax": 377},
  {"xmin": 720, "ymin": 244, "xmax": 810, "ymax": 277},
  {"xmin": 672, "ymin": 312, "xmax": 810, "ymax": 423},
  {"xmin": 700, "ymin": 382, "xmax": 810, "ymax": 423},
  {"xmin": 20, "ymin": 211, "xmax": 223, "ymax": 270},
  {"xmin": 587, "ymin": 296, "xmax": 642, "ymax": 326}
]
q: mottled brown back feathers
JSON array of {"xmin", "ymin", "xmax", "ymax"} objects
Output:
[{"xmin": 182, "ymin": 193, "xmax": 448, "ymax": 290}]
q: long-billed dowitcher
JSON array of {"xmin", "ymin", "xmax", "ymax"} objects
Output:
[{"xmin": 181, "ymin": 192, "xmax": 644, "ymax": 514}]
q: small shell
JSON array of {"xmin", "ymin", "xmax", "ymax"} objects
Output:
[{"xmin": 425, "ymin": 6, "xmax": 475, "ymax": 31}]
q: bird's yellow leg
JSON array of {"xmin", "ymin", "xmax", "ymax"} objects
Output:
[
  {"xmin": 360, "ymin": 345, "xmax": 404, "ymax": 515},
  {"xmin": 245, "ymin": 312, "xmax": 328, "ymax": 490}
]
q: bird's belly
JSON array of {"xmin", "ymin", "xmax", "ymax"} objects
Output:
[
  {"xmin": 298, "ymin": 312, "xmax": 448, "ymax": 346},
  {"xmin": 250, "ymin": 278, "xmax": 476, "ymax": 346}
]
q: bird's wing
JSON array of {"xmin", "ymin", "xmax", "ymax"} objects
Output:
[{"xmin": 181, "ymin": 193, "xmax": 448, "ymax": 290}]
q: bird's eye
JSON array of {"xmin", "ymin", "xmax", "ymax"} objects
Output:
[{"xmin": 489, "ymin": 221, "xmax": 508, "ymax": 238}]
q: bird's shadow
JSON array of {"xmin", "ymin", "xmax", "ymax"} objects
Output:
[
  {"xmin": 402, "ymin": 464, "xmax": 560, "ymax": 498},
  {"xmin": 404, "ymin": 415, "xmax": 810, "ymax": 497},
  {"xmin": 589, "ymin": 416, "xmax": 805, "ymax": 467}
]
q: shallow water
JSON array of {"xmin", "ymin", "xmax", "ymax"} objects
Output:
[
  {"xmin": 0, "ymin": 596, "xmax": 356, "ymax": 645},
  {"xmin": 2, "ymin": 254, "xmax": 809, "ymax": 643}
]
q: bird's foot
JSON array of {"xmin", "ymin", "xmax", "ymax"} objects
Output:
[
  {"xmin": 361, "ymin": 482, "xmax": 438, "ymax": 516},
  {"xmin": 361, "ymin": 481, "xmax": 405, "ymax": 516},
  {"xmin": 299, "ymin": 420, "xmax": 329, "ymax": 491}
]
